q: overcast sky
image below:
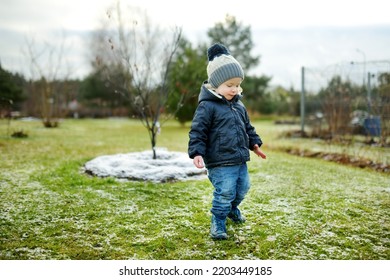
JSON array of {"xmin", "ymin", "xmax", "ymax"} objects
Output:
[{"xmin": 1, "ymin": 0, "xmax": 389, "ymax": 89}]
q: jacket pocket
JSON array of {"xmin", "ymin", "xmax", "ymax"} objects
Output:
[{"xmin": 218, "ymin": 132, "xmax": 238, "ymax": 160}]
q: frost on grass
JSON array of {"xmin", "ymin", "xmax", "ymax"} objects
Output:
[{"xmin": 84, "ymin": 148, "xmax": 207, "ymax": 183}]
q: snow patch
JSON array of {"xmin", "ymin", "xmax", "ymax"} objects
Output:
[{"xmin": 83, "ymin": 148, "xmax": 207, "ymax": 183}]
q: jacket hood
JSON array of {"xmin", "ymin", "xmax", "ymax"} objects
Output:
[{"xmin": 198, "ymin": 81, "xmax": 242, "ymax": 103}]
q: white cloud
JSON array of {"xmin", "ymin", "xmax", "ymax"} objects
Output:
[
  {"xmin": 2, "ymin": 0, "xmax": 390, "ymax": 32},
  {"xmin": 252, "ymin": 26, "xmax": 390, "ymax": 89},
  {"xmin": 0, "ymin": 0, "xmax": 389, "ymax": 88}
]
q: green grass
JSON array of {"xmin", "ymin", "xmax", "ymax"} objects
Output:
[{"xmin": 0, "ymin": 118, "xmax": 389, "ymax": 259}]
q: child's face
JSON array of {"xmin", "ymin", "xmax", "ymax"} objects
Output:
[{"xmin": 215, "ymin": 77, "xmax": 243, "ymax": 100}]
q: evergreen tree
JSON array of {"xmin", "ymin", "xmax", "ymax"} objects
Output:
[
  {"xmin": 167, "ymin": 39, "xmax": 207, "ymax": 125},
  {"xmin": 0, "ymin": 64, "xmax": 25, "ymax": 106},
  {"xmin": 207, "ymin": 14, "xmax": 260, "ymax": 71}
]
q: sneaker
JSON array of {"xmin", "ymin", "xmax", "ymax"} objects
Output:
[
  {"xmin": 228, "ymin": 208, "xmax": 246, "ymax": 223},
  {"xmin": 210, "ymin": 215, "xmax": 228, "ymax": 240}
]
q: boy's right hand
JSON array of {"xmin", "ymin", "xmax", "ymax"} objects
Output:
[{"xmin": 193, "ymin": 155, "xmax": 205, "ymax": 169}]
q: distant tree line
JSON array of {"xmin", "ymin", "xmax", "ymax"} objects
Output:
[
  {"xmin": 1, "ymin": 8, "xmax": 389, "ymax": 144},
  {"xmin": 0, "ymin": 12, "xmax": 299, "ymax": 126}
]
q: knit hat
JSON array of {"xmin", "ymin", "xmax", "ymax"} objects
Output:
[{"xmin": 207, "ymin": 43, "xmax": 244, "ymax": 88}]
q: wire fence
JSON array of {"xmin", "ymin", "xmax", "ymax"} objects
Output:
[{"xmin": 301, "ymin": 60, "xmax": 390, "ymax": 144}]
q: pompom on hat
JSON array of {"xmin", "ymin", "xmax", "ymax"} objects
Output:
[{"xmin": 206, "ymin": 43, "xmax": 244, "ymax": 88}]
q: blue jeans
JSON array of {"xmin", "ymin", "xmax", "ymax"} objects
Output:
[{"xmin": 207, "ymin": 163, "xmax": 250, "ymax": 219}]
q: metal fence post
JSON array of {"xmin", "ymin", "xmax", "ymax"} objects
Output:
[{"xmin": 301, "ymin": 66, "xmax": 305, "ymax": 136}]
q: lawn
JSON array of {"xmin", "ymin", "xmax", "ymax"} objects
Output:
[{"xmin": 0, "ymin": 118, "xmax": 389, "ymax": 260}]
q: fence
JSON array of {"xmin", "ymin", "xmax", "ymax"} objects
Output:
[{"xmin": 300, "ymin": 60, "xmax": 390, "ymax": 143}]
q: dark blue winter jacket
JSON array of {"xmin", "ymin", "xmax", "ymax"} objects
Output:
[{"xmin": 188, "ymin": 83, "xmax": 262, "ymax": 168}]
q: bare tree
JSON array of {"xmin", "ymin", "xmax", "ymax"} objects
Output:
[
  {"xmin": 24, "ymin": 33, "xmax": 72, "ymax": 127},
  {"xmin": 319, "ymin": 76, "xmax": 354, "ymax": 138},
  {"xmin": 373, "ymin": 73, "xmax": 390, "ymax": 145},
  {"xmin": 103, "ymin": 2, "xmax": 182, "ymax": 159}
]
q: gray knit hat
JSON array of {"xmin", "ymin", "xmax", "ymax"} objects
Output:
[{"xmin": 207, "ymin": 43, "xmax": 244, "ymax": 88}]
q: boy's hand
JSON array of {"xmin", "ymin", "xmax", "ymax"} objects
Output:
[
  {"xmin": 193, "ymin": 155, "xmax": 205, "ymax": 168},
  {"xmin": 253, "ymin": 144, "xmax": 266, "ymax": 159}
]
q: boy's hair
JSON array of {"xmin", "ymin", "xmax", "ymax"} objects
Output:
[{"xmin": 207, "ymin": 43, "xmax": 244, "ymax": 88}]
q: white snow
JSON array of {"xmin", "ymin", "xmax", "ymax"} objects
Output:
[{"xmin": 83, "ymin": 148, "xmax": 207, "ymax": 183}]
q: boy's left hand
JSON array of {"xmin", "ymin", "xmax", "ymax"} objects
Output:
[{"xmin": 253, "ymin": 144, "xmax": 266, "ymax": 159}]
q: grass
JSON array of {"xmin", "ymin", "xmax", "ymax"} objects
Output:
[{"xmin": 0, "ymin": 118, "xmax": 389, "ymax": 260}]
